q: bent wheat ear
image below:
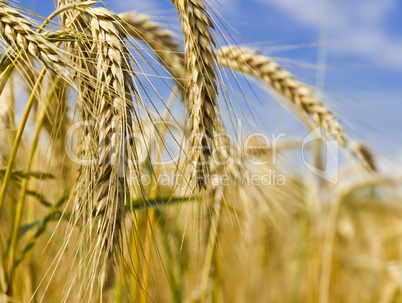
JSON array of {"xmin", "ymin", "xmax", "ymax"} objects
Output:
[
  {"xmin": 0, "ymin": 3, "xmax": 67, "ymax": 75},
  {"xmin": 119, "ymin": 12, "xmax": 185, "ymax": 90},
  {"xmin": 173, "ymin": 0, "xmax": 218, "ymax": 189},
  {"xmin": 57, "ymin": 0, "xmax": 100, "ymax": 229},
  {"xmin": 85, "ymin": 7, "xmax": 136, "ymax": 257},
  {"xmin": 216, "ymin": 46, "xmax": 376, "ymax": 171}
]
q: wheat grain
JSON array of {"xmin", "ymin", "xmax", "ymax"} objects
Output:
[
  {"xmin": 173, "ymin": 0, "xmax": 218, "ymax": 189},
  {"xmin": 0, "ymin": 3, "xmax": 67, "ymax": 75},
  {"xmin": 215, "ymin": 45, "xmax": 376, "ymax": 170}
]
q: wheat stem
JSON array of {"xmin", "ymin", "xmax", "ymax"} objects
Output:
[
  {"xmin": 0, "ymin": 8, "xmax": 83, "ymax": 237},
  {"xmin": 200, "ymin": 201, "xmax": 221, "ymax": 303},
  {"xmin": 0, "ymin": 77, "xmax": 13, "ymax": 166},
  {"xmin": 0, "ymin": 68, "xmax": 46, "ymax": 222},
  {"xmin": 6, "ymin": 76, "xmax": 60, "ymax": 292},
  {"xmin": 318, "ymin": 196, "xmax": 341, "ymax": 303},
  {"xmin": 13, "ymin": 189, "xmax": 70, "ymax": 268},
  {"xmin": 139, "ymin": 87, "xmax": 177, "ymax": 303},
  {"xmin": 0, "ymin": 12, "xmax": 81, "ymax": 292}
]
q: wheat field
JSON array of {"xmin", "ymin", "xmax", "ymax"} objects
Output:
[{"xmin": 0, "ymin": 0, "xmax": 401, "ymax": 302}]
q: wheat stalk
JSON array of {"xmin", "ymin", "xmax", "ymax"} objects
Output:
[
  {"xmin": 215, "ymin": 46, "xmax": 376, "ymax": 170},
  {"xmin": 0, "ymin": 81, "xmax": 13, "ymax": 166},
  {"xmin": 173, "ymin": 0, "xmax": 219, "ymax": 189},
  {"xmin": 0, "ymin": 3, "xmax": 67, "ymax": 75},
  {"xmin": 119, "ymin": 12, "xmax": 185, "ymax": 90}
]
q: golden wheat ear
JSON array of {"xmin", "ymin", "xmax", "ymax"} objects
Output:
[
  {"xmin": 73, "ymin": 6, "xmax": 138, "ymax": 258},
  {"xmin": 0, "ymin": 3, "xmax": 68, "ymax": 75},
  {"xmin": 215, "ymin": 45, "xmax": 376, "ymax": 171},
  {"xmin": 57, "ymin": 1, "xmax": 100, "ymax": 233},
  {"xmin": 173, "ymin": 0, "xmax": 219, "ymax": 189}
]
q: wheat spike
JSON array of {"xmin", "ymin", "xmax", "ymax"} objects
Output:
[
  {"xmin": 351, "ymin": 143, "xmax": 376, "ymax": 171},
  {"xmin": 173, "ymin": 0, "xmax": 218, "ymax": 189},
  {"xmin": 84, "ymin": 6, "xmax": 136, "ymax": 257},
  {"xmin": 216, "ymin": 46, "xmax": 345, "ymax": 145},
  {"xmin": 0, "ymin": 3, "xmax": 67, "ymax": 75},
  {"xmin": 215, "ymin": 45, "xmax": 376, "ymax": 170},
  {"xmin": 56, "ymin": 0, "xmax": 100, "ymax": 227}
]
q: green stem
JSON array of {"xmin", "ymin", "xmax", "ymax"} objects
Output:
[
  {"xmin": 0, "ymin": 68, "xmax": 47, "ymax": 220},
  {"xmin": 139, "ymin": 88, "xmax": 177, "ymax": 303},
  {"xmin": 13, "ymin": 189, "xmax": 70, "ymax": 268},
  {"xmin": 155, "ymin": 209, "xmax": 184, "ymax": 303},
  {"xmin": 200, "ymin": 202, "xmax": 221, "ymax": 303},
  {"xmin": 0, "ymin": 3, "xmax": 83, "ymax": 217},
  {"xmin": 290, "ymin": 204, "xmax": 310, "ymax": 303},
  {"xmin": 0, "ymin": 6, "xmax": 85, "ymax": 241},
  {"xmin": 6, "ymin": 76, "xmax": 60, "ymax": 291}
]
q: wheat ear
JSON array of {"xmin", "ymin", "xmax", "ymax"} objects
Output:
[
  {"xmin": 173, "ymin": 0, "xmax": 218, "ymax": 189},
  {"xmin": 56, "ymin": 0, "xmax": 100, "ymax": 228},
  {"xmin": 0, "ymin": 3, "xmax": 67, "ymax": 75},
  {"xmin": 119, "ymin": 12, "xmax": 185, "ymax": 90},
  {"xmin": 215, "ymin": 46, "xmax": 376, "ymax": 170},
  {"xmin": 84, "ymin": 7, "xmax": 136, "ymax": 257}
]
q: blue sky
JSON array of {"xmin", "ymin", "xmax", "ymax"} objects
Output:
[{"xmin": 15, "ymin": 0, "xmax": 402, "ymax": 165}]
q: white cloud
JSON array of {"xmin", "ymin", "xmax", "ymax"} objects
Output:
[
  {"xmin": 111, "ymin": 0, "xmax": 159, "ymax": 12},
  {"xmin": 110, "ymin": 0, "xmax": 402, "ymax": 68},
  {"xmin": 254, "ymin": 0, "xmax": 402, "ymax": 68}
]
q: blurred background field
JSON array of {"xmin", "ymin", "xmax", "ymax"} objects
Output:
[{"xmin": 0, "ymin": 1, "xmax": 402, "ymax": 302}]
